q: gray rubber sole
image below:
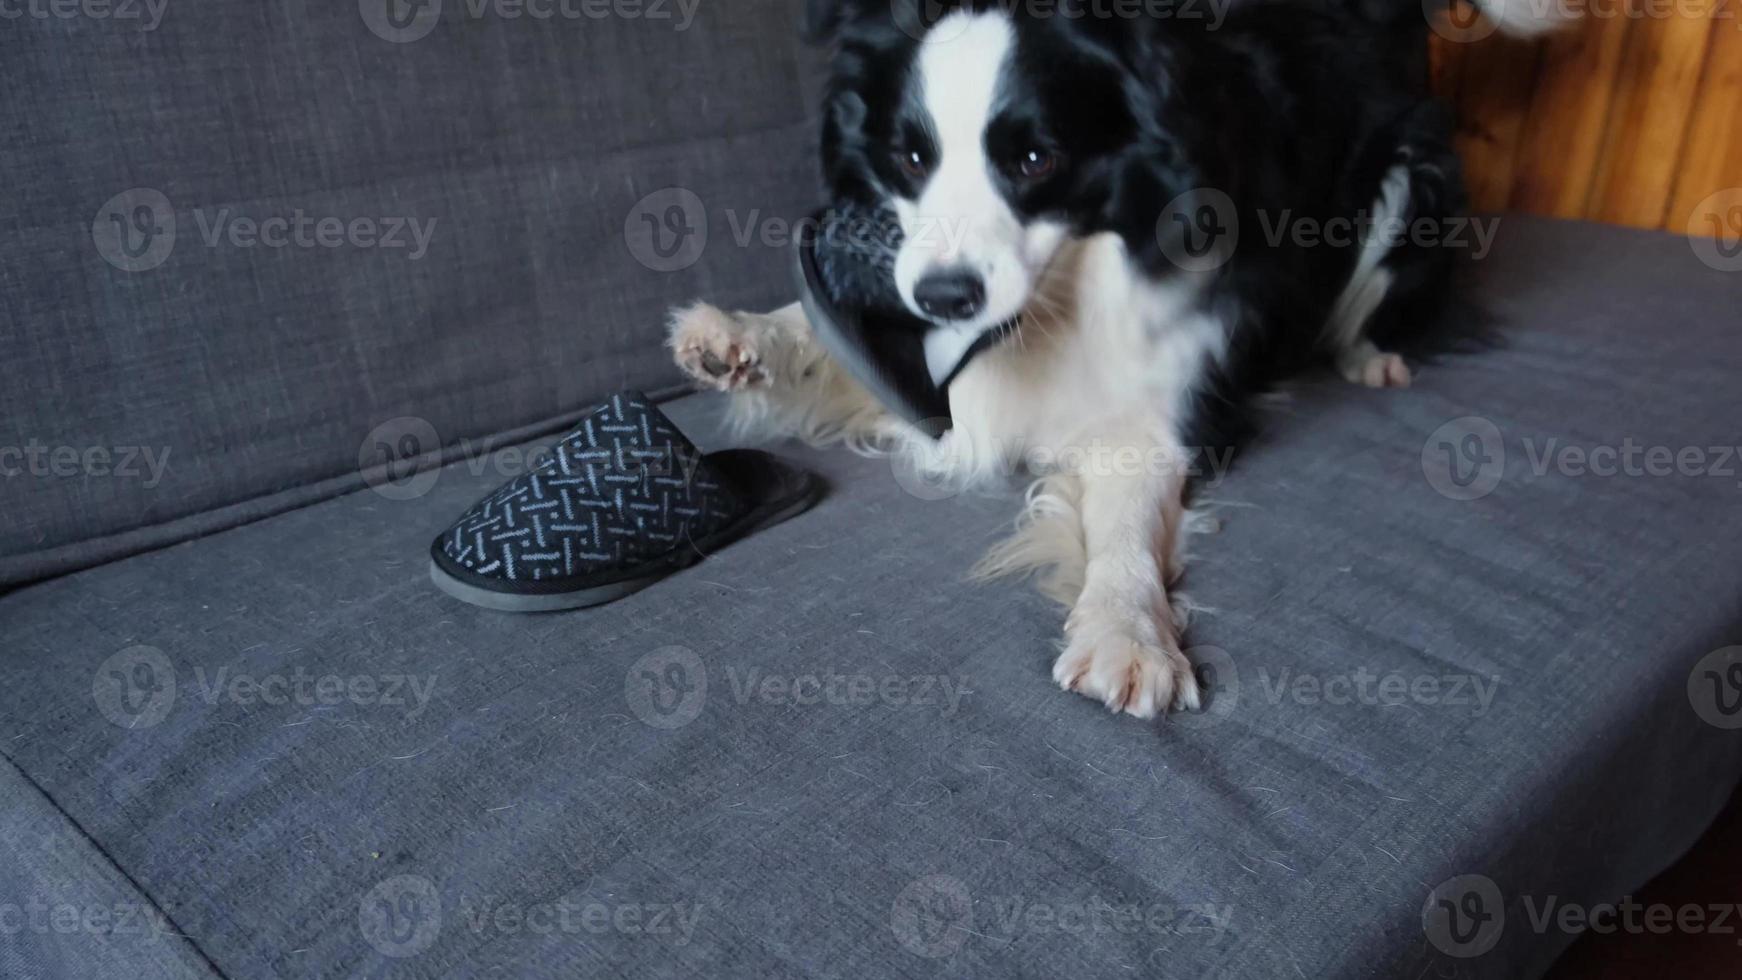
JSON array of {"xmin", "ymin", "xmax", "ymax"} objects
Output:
[{"xmin": 427, "ymin": 563, "xmax": 664, "ymax": 612}]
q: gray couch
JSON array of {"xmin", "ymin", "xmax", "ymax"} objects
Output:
[{"xmin": 5, "ymin": 4, "xmax": 1741, "ymax": 978}]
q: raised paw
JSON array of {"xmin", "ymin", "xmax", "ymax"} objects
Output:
[
  {"xmin": 1052, "ymin": 625, "xmax": 1200, "ymax": 719},
  {"xmin": 1339, "ymin": 348, "xmax": 1412, "ymax": 389},
  {"xmin": 668, "ymin": 302, "xmax": 768, "ymax": 392}
]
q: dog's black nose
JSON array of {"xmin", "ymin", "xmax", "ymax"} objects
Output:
[{"xmin": 912, "ymin": 269, "xmax": 985, "ymax": 321}]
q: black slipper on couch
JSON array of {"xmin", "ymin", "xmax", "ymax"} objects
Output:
[{"xmin": 428, "ymin": 390, "xmax": 821, "ymax": 612}]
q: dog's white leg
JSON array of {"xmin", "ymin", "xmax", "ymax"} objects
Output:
[
  {"xmin": 666, "ymin": 301, "xmax": 889, "ymax": 444},
  {"xmin": 1050, "ymin": 419, "xmax": 1200, "ymax": 719}
]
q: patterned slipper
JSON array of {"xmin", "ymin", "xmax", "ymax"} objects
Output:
[{"xmin": 428, "ymin": 391, "xmax": 821, "ymax": 612}]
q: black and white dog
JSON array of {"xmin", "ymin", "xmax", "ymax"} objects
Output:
[{"xmin": 669, "ymin": 0, "xmax": 1566, "ymax": 718}]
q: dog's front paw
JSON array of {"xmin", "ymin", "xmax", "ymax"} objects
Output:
[
  {"xmin": 1052, "ymin": 623, "xmax": 1200, "ymax": 719},
  {"xmin": 1338, "ymin": 348, "xmax": 1411, "ymax": 388},
  {"xmin": 668, "ymin": 302, "xmax": 768, "ymax": 392}
]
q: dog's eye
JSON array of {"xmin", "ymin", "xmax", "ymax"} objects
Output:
[
  {"xmin": 895, "ymin": 149, "xmax": 929, "ymax": 180},
  {"xmin": 1017, "ymin": 148, "xmax": 1056, "ymax": 181}
]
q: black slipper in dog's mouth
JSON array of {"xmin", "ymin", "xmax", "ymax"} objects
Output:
[
  {"xmin": 428, "ymin": 390, "xmax": 821, "ymax": 612},
  {"xmin": 794, "ymin": 204, "xmax": 1016, "ymax": 434}
]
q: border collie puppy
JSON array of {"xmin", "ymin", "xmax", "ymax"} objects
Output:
[{"xmin": 668, "ymin": 0, "xmax": 1567, "ymax": 719}]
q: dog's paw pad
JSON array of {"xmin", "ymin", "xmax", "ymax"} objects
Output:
[
  {"xmin": 1052, "ymin": 630, "xmax": 1199, "ymax": 719},
  {"xmin": 668, "ymin": 303, "xmax": 767, "ymax": 392}
]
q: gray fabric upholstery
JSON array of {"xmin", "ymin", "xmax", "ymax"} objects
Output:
[
  {"xmin": 2, "ymin": 218, "xmax": 1740, "ymax": 978},
  {"xmin": 0, "ymin": 761, "xmax": 218, "ymax": 980},
  {"xmin": 0, "ymin": 0, "xmax": 821, "ymax": 585}
]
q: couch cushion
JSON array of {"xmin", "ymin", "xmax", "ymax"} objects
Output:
[
  {"xmin": 0, "ymin": 0, "xmax": 822, "ymax": 585},
  {"xmin": 2, "ymin": 217, "xmax": 1740, "ymax": 978}
]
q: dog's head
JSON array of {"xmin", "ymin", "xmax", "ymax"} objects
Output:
[{"xmin": 807, "ymin": 0, "xmax": 1211, "ymax": 332}]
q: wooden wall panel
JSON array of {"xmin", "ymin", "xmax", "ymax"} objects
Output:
[
  {"xmin": 1585, "ymin": 0, "xmax": 1718, "ymax": 226},
  {"xmin": 1429, "ymin": 4, "xmax": 1742, "ymax": 234},
  {"xmin": 1451, "ymin": 37, "xmax": 1546, "ymax": 211},
  {"xmin": 1507, "ymin": 16, "xmax": 1631, "ymax": 217},
  {"xmin": 1666, "ymin": 21, "xmax": 1742, "ymax": 235}
]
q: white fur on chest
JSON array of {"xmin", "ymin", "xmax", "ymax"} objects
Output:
[{"xmin": 935, "ymin": 234, "xmax": 1225, "ymax": 483}]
